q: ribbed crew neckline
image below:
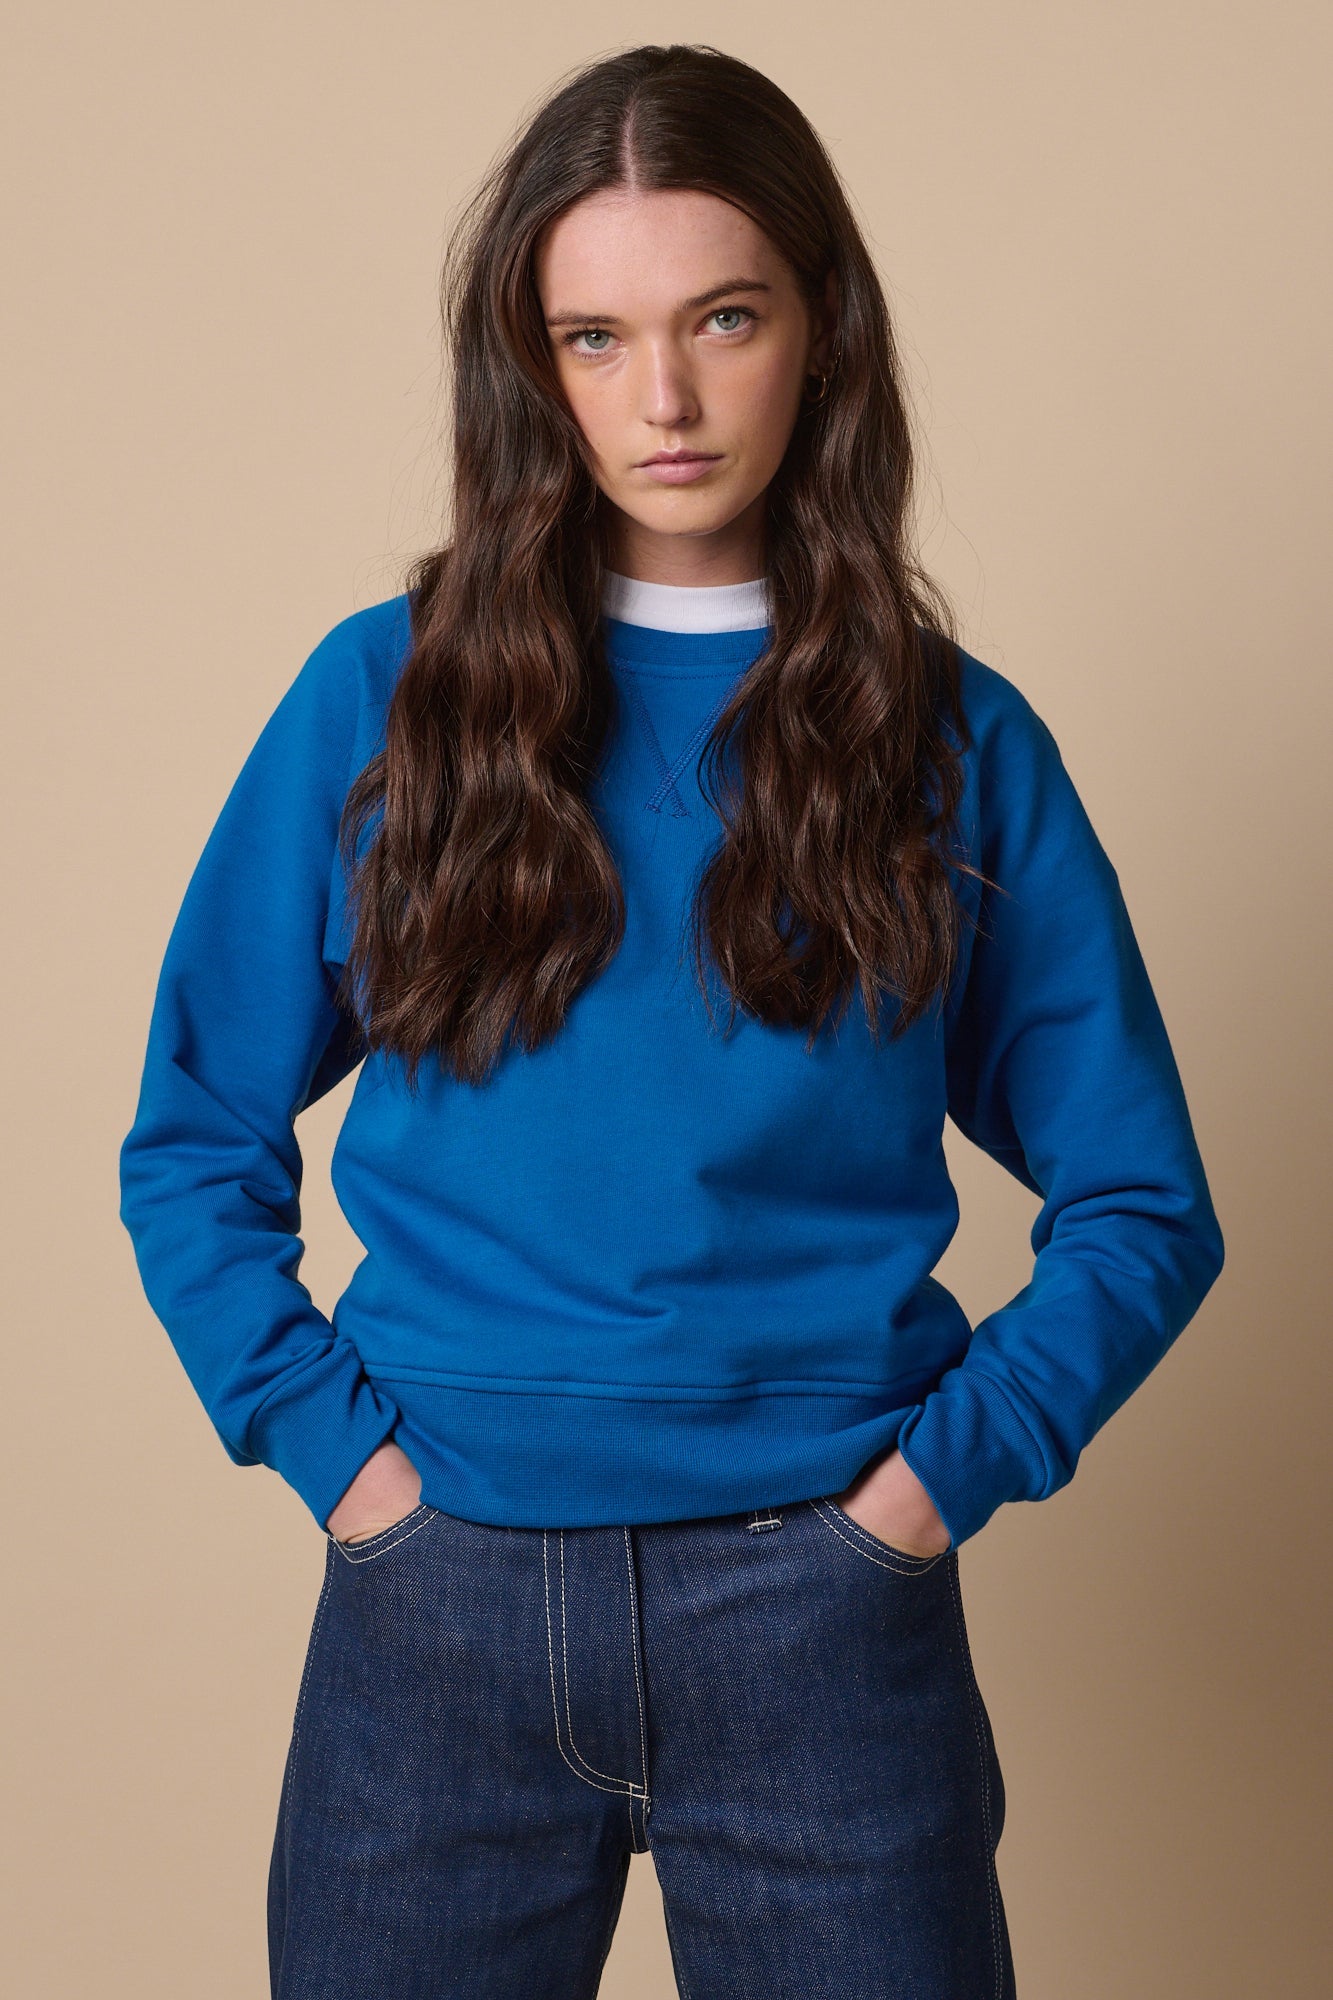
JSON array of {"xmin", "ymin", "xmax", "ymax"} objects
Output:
[{"xmin": 601, "ymin": 570, "xmax": 771, "ymax": 634}]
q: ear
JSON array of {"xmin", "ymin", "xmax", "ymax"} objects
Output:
[{"xmin": 808, "ymin": 267, "xmax": 840, "ymax": 373}]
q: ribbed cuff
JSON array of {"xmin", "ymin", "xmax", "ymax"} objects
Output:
[
  {"xmin": 894, "ymin": 1367, "xmax": 1046, "ymax": 1550},
  {"xmin": 247, "ymin": 1340, "xmax": 404, "ymax": 1530}
]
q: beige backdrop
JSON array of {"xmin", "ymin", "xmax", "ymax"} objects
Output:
[{"xmin": 5, "ymin": 3, "xmax": 1329, "ymax": 1993}]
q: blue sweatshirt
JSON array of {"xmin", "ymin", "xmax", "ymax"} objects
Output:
[{"xmin": 118, "ymin": 577, "xmax": 1225, "ymax": 1547}]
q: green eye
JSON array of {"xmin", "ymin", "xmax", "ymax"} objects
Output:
[{"xmin": 560, "ymin": 305, "xmax": 758, "ymax": 359}]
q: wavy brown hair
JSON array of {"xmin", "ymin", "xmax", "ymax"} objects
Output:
[{"xmin": 336, "ymin": 43, "xmax": 988, "ymax": 1091}]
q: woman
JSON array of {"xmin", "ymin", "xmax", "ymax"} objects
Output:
[{"xmin": 119, "ymin": 42, "xmax": 1224, "ymax": 1999}]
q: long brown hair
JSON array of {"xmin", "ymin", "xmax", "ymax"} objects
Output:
[{"xmin": 337, "ymin": 43, "xmax": 987, "ymax": 1090}]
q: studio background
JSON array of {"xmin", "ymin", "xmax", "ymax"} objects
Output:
[{"xmin": 5, "ymin": 4, "xmax": 1328, "ymax": 1994}]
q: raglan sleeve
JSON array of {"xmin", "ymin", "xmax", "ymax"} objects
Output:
[
  {"xmin": 118, "ymin": 616, "xmax": 404, "ymax": 1530},
  {"xmin": 894, "ymin": 667, "xmax": 1226, "ymax": 1549}
]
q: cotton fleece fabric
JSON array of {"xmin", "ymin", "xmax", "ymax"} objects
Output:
[{"xmin": 118, "ymin": 577, "xmax": 1225, "ymax": 1547}]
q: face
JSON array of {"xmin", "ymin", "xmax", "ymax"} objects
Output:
[{"xmin": 535, "ymin": 187, "xmax": 836, "ymax": 585}]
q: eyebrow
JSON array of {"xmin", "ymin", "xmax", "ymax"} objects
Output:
[{"xmin": 542, "ymin": 277, "xmax": 773, "ymax": 329}]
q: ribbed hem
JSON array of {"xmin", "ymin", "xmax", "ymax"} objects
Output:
[
  {"xmin": 377, "ymin": 1372, "xmax": 926, "ymax": 1529},
  {"xmin": 246, "ymin": 1340, "xmax": 404, "ymax": 1529}
]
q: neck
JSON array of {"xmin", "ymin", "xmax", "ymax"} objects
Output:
[{"xmin": 606, "ymin": 496, "xmax": 766, "ymax": 587}]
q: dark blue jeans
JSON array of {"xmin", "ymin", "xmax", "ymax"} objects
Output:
[{"xmin": 268, "ymin": 1496, "xmax": 1016, "ymax": 1997}]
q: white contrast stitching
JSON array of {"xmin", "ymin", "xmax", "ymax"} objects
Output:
[
  {"xmin": 747, "ymin": 1508, "xmax": 783, "ymax": 1532},
  {"xmin": 948, "ymin": 1555, "xmax": 1003, "ymax": 2000},
  {"xmin": 542, "ymin": 1530, "xmax": 646, "ymax": 1800},
  {"xmin": 277, "ymin": 1545, "xmax": 336, "ymax": 1824},
  {"xmin": 328, "ymin": 1504, "xmax": 437, "ymax": 1563},
  {"xmin": 808, "ymin": 1496, "xmax": 948, "ymax": 1574},
  {"xmin": 616, "ymin": 1512, "xmax": 648, "ymax": 1816},
  {"xmin": 559, "ymin": 1530, "xmax": 648, "ymax": 1794},
  {"xmin": 293, "ymin": 1552, "xmax": 334, "ymax": 1736}
]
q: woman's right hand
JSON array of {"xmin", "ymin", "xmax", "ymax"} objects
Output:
[{"xmin": 325, "ymin": 1440, "xmax": 424, "ymax": 1544}]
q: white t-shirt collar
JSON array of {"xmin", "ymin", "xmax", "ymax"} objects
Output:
[{"xmin": 601, "ymin": 570, "xmax": 771, "ymax": 634}]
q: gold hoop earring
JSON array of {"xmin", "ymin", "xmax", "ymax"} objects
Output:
[{"xmin": 803, "ymin": 369, "xmax": 831, "ymax": 406}]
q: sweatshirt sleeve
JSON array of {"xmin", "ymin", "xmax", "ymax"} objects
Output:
[
  {"xmin": 894, "ymin": 663, "xmax": 1226, "ymax": 1549},
  {"xmin": 118, "ymin": 614, "xmax": 404, "ymax": 1530}
]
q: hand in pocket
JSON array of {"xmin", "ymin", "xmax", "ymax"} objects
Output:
[
  {"xmin": 834, "ymin": 1446, "xmax": 952, "ymax": 1558},
  {"xmin": 326, "ymin": 1440, "xmax": 423, "ymax": 1544}
]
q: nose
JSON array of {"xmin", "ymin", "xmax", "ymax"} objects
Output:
[{"xmin": 637, "ymin": 337, "xmax": 700, "ymax": 429}]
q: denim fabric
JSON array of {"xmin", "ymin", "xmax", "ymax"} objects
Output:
[{"xmin": 268, "ymin": 1497, "xmax": 1016, "ymax": 1997}]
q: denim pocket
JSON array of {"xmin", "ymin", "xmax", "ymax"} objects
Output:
[
  {"xmin": 327, "ymin": 1502, "xmax": 442, "ymax": 1564},
  {"xmin": 809, "ymin": 1495, "xmax": 950, "ymax": 1574}
]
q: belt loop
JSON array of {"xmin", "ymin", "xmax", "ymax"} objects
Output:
[{"xmin": 747, "ymin": 1507, "xmax": 784, "ymax": 1533}]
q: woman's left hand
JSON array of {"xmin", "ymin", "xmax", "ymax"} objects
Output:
[{"xmin": 833, "ymin": 1446, "xmax": 952, "ymax": 1558}]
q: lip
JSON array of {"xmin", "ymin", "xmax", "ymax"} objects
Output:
[{"xmin": 637, "ymin": 450, "xmax": 724, "ymax": 485}]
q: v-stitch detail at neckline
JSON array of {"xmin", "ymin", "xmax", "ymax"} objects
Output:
[{"xmin": 619, "ymin": 677, "xmax": 737, "ymax": 818}]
